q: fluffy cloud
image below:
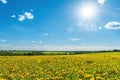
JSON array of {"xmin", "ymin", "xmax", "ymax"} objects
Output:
[
  {"xmin": 18, "ymin": 12, "xmax": 34, "ymax": 21},
  {"xmin": 11, "ymin": 11, "xmax": 34, "ymax": 22},
  {"xmin": 98, "ymin": 0, "xmax": 106, "ymax": 5},
  {"xmin": 18, "ymin": 15, "xmax": 25, "ymax": 21},
  {"xmin": 0, "ymin": 0, "xmax": 7, "ymax": 4},
  {"xmin": 105, "ymin": 21, "xmax": 120, "ymax": 29},
  {"xmin": 24, "ymin": 12, "xmax": 34, "ymax": 19}
]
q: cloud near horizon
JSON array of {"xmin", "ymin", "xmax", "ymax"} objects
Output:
[
  {"xmin": 69, "ymin": 38, "xmax": 81, "ymax": 41},
  {"xmin": 0, "ymin": 45, "xmax": 120, "ymax": 51},
  {"xmin": 40, "ymin": 33, "xmax": 55, "ymax": 36},
  {"xmin": 31, "ymin": 41, "xmax": 42, "ymax": 44},
  {"xmin": 105, "ymin": 21, "xmax": 120, "ymax": 29},
  {"xmin": 0, "ymin": 39, "xmax": 7, "ymax": 42}
]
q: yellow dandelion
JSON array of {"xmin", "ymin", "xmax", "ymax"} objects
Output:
[
  {"xmin": 0, "ymin": 78, "xmax": 6, "ymax": 80},
  {"xmin": 36, "ymin": 78, "xmax": 44, "ymax": 80},
  {"xmin": 90, "ymin": 77, "xmax": 95, "ymax": 80},
  {"xmin": 0, "ymin": 74, "xmax": 2, "ymax": 76},
  {"xmin": 96, "ymin": 76, "xmax": 102, "ymax": 80},
  {"xmin": 31, "ymin": 74, "xmax": 36, "ymax": 77},
  {"xmin": 84, "ymin": 74, "xmax": 94, "ymax": 78},
  {"xmin": 102, "ymin": 72, "xmax": 109, "ymax": 76},
  {"xmin": 8, "ymin": 74, "xmax": 14, "ymax": 78}
]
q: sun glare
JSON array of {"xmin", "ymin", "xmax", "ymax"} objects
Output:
[
  {"xmin": 76, "ymin": 3, "xmax": 98, "ymax": 20},
  {"xmin": 81, "ymin": 6, "xmax": 95, "ymax": 18}
]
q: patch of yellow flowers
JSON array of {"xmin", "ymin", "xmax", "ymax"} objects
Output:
[{"xmin": 0, "ymin": 52, "xmax": 120, "ymax": 80}]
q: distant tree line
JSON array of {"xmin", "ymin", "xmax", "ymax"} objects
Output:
[
  {"xmin": 0, "ymin": 50, "xmax": 74, "ymax": 56},
  {"xmin": 0, "ymin": 49, "xmax": 120, "ymax": 56}
]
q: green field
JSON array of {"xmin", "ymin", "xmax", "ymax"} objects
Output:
[{"xmin": 0, "ymin": 52, "xmax": 120, "ymax": 80}]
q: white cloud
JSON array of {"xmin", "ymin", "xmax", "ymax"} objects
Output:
[
  {"xmin": 105, "ymin": 21, "xmax": 120, "ymax": 29},
  {"xmin": 70, "ymin": 38, "xmax": 81, "ymax": 41},
  {"xmin": 98, "ymin": 0, "xmax": 106, "ymax": 5},
  {"xmin": 12, "ymin": 11, "xmax": 34, "ymax": 22},
  {"xmin": 0, "ymin": 44, "xmax": 120, "ymax": 51},
  {"xmin": 18, "ymin": 15, "xmax": 25, "ymax": 21},
  {"xmin": 0, "ymin": 39, "xmax": 7, "ymax": 42},
  {"xmin": 24, "ymin": 12, "xmax": 34, "ymax": 19},
  {"xmin": 0, "ymin": 0, "xmax": 7, "ymax": 4},
  {"xmin": 11, "ymin": 15, "xmax": 16, "ymax": 18}
]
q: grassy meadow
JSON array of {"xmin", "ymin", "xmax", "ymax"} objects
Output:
[{"xmin": 0, "ymin": 52, "xmax": 120, "ymax": 80}]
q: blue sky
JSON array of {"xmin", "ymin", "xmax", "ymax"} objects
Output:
[{"xmin": 0, "ymin": 0, "xmax": 120, "ymax": 50}]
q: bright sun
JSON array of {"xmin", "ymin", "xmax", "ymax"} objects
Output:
[
  {"xmin": 81, "ymin": 6, "xmax": 95, "ymax": 19},
  {"xmin": 76, "ymin": 3, "xmax": 97, "ymax": 20}
]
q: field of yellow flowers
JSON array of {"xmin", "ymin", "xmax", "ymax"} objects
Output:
[{"xmin": 0, "ymin": 52, "xmax": 120, "ymax": 80}]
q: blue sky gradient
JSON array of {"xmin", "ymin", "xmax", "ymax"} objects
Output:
[{"xmin": 0, "ymin": 0, "xmax": 120, "ymax": 50}]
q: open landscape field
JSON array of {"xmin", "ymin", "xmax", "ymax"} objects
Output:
[
  {"xmin": 1, "ymin": 0, "xmax": 120, "ymax": 80},
  {"xmin": 0, "ymin": 52, "xmax": 120, "ymax": 80}
]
